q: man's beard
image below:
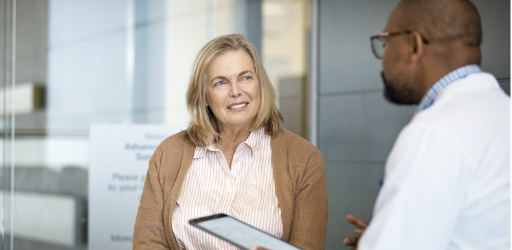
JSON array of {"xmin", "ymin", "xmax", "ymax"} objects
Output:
[{"xmin": 381, "ymin": 71, "xmax": 418, "ymax": 105}]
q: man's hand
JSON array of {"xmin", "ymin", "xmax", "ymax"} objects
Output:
[{"xmin": 343, "ymin": 214, "xmax": 369, "ymax": 249}]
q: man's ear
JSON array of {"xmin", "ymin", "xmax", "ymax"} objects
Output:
[{"xmin": 408, "ymin": 31, "xmax": 424, "ymax": 62}]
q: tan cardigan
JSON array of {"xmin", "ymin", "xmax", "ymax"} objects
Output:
[{"xmin": 132, "ymin": 129, "xmax": 328, "ymax": 250}]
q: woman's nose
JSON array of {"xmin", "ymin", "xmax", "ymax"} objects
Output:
[{"xmin": 230, "ymin": 82, "xmax": 241, "ymax": 97}]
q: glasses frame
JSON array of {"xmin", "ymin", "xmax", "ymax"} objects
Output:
[{"xmin": 370, "ymin": 31, "xmax": 430, "ymax": 59}]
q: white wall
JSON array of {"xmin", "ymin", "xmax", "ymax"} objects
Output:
[
  {"xmin": 164, "ymin": 0, "xmax": 247, "ymax": 126},
  {"xmin": 48, "ymin": 0, "xmax": 134, "ymax": 131}
]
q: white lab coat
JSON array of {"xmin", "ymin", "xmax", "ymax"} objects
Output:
[{"xmin": 359, "ymin": 72, "xmax": 510, "ymax": 250}]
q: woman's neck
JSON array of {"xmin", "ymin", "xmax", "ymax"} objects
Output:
[
  {"xmin": 217, "ymin": 125, "xmax": 251, "ymax": 149},
  {"xmin": 215, "ymin": 124, "xmax": 252, "ymax": 167}
]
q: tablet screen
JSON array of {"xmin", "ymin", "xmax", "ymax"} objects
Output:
[{"xmin": 192, "ymin": 215, "xmax": 301, "ymax": 250}]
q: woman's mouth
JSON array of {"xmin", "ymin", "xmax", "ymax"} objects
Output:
[{"xmin": 227, "ymin": 102, "xmax": 249, "ymax": 109}]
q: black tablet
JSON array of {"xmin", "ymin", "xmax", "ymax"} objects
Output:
[{"xmin": 189, "ymin": 214, "xmax": 302, "ymax": 250}]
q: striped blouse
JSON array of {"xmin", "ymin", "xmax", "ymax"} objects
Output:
[{"xmin": 171, "ymin": 127, "xmax": 283, "ymax": 250}]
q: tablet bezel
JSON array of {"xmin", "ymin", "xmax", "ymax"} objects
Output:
[{"xmin": 189, "ymin": 213, "xmax": 301, "ymax": 250}]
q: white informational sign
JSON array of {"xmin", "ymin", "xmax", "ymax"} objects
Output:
[{"xmin": 89, "ymin": 124, "xmax": 184, "ymax": 250}]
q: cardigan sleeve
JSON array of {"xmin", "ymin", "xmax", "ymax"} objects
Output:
[
  {"xmin": 288, "ymin": 148, "xmax": 329, "ymax": 250},
  {"xmin": 132, "ymin": 146, "xmax": 171, "ymax": 250}
]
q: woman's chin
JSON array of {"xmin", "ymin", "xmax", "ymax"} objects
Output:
[{"xmin": 221, "ymin": 118, "xmax": 254, "ymax": 130}]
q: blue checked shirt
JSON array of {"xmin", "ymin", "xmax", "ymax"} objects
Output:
[{"xmin": 415, "ymin": 64, "xmax": 482, "ymax": 115}]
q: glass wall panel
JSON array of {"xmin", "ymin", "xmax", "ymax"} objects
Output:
[
  {"xmin": 1, "ymin": 0, "xmax": 16, "ymax": 249},
  {"xmin": 0, "ymin": 0, "xmax": 312, "ymax": 249}
]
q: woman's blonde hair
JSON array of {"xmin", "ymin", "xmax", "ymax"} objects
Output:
[{"xmin": 184, "ymin": 34, "xmax": 283, "ymax": 146}]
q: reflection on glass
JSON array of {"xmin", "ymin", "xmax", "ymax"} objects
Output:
[
  {"xmin": 263, "ymin": 0, "xmax": 311, "ymax": 139},
  {"xmin": 0, "ymin": 0, "xmax": 311, "ymax": 249}
]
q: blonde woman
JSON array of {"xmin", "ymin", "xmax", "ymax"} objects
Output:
[{"xmin": 133, "ymin": 34, "xmax": 328, "ymax": 250}]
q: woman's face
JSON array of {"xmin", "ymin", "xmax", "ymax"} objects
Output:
[{"xmin": 205, "ymin": 50, "xmax": 260, "ymax": 132}]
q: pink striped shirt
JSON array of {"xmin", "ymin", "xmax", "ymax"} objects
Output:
[{"xmin": 171, "ymin": 127, "xmax": 283, "ymax": 250}]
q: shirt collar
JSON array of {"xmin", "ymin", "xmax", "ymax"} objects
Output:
[
  {"xmin": 244, "ymin": 127, "xmax": 265, "ymax": 150},
  {"xmin": 415, "ymin": 64, "xmax": 481, "ymax": 115},
  {"xmin": 193, "ymin": 127, "xmax": 266, "ymax": 159},
  {"xmin": 193, "ymin": 146, "xmax": 208, "ymax": 159}
]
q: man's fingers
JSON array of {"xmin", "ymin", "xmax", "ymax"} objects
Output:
[
  {"xmin": 343, "ymin": 236, "xmax": 359, "ymax": 246},
  {"xmin": 346, "ymin": 214, "xmax": 368, "ymax": 229},
  {"xmin": 345, "ymin": 214, "xmax": 366, "ymax": 248}
]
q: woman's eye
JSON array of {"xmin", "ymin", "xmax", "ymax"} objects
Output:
[
  {"xmin": 242, "ymin": 76, "xmax": 252, "ymax": 81},
  {"xmin": 214, "ymin": 81, "xmax": 226, "ymax": 86}
]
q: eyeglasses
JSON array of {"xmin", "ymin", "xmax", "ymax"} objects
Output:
[{"xmin": 370, "ymin": 31, "xmax": 429, "ymax": 59}]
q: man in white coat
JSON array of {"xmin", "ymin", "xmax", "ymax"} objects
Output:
[{"xmin": 343, "ymin": 0, "xmax": 510, "ymax": 249}]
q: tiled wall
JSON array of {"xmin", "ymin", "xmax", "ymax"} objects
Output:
[
  {"xmin": 318, "ymin": 1, "xmax": 407, "ymax": 248},
  {"xmin": 318, "ymin": 0, "xmax": 510, "ymax": 249}
]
